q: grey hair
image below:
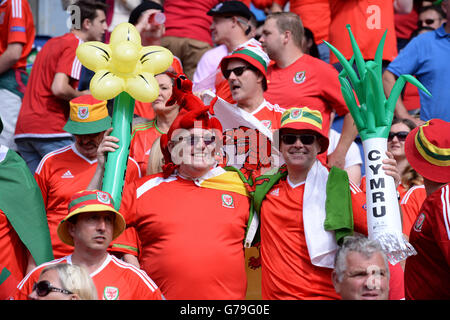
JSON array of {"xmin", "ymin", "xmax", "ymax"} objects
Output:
[{"xmin": 334, "ymin": 236, "xmax": 390, "ymax": 282}]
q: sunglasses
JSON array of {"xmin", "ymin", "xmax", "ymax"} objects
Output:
[
  {"xmin": 223, "ymin": 66, "xmax": 251, "ymax": 79},
  {"xmin": 417, "ymin": 19, "xmax": 438, "ymax": 27},
  {"xmin": 189, "ymin": 135, "xmax": 216, "ymax": 146},
  {"xmin": 281, "ymin": 133, "xmax": 316, "ymax": 145},
  {"xmin": 388, "ymin": 131, "xmax": 409, "ymax": 142},
  {"xmin": 33, "ymin": 280, "xmax": 73, "ymax": 297}
]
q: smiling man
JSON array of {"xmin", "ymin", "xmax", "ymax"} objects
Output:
[
  {"xmin": 33, "ymin": 95, "xmax": 141, "ymax": 259},
  {"xmin": 12, "ymin": 190, "xmax": 163, "ymax": 300}
]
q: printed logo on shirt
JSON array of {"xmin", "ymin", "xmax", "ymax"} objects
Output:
[
  {"xmin": 61, "ymin": 170, "xmax": 74, "ymax": 178},
  {"xmin": 222, "ymin": 194, "xmax": 234, "ymax": 208},
  {"xmin": 77, "ymin": 106, "xmax": 89, "ymax": 120},
  {"xmin": 96, "ymin": 191, "xmax": 111, "ymax": 204},
  {"xmin": 260, "ymin": 120, "xmax": 272, "ymax": 129},
  {"xmin": 103, "ymin": 286, "xmax": 119, "ymax": 300},
  {"xmin": 293, "ymin": 71, "xmax": 306, "ymax": 84},
  {"xmin": 413, "ymin": 213, "xmax": 426, "ymax": 232},
  {"xmin": 269, "ymin": 188, "xmax": 279, "ymax": 196}
]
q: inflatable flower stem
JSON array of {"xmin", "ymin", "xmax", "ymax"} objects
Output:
[
  {"xmin": 76, "ymin": 23, "xmax": 173, "ymax": 209},
  {"xmin": 324, "ymin": 25, "xmax": 431, "ymax": 264}
]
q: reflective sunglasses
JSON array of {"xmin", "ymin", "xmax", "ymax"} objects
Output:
[
  {"xmin": 281, "ymin": 133, "xmax": 316, "ymax": 145},
  {"xmin": 32, "ymin": 280, "xmax": 73, "ymax": 297},
  {"xmin": 388, "ymin": 131, "xmax": 409, "ymax": 142},
  {"xmin": 417, "ymin": 19, "xmax": 438, "ymax": 27},
  {"xmin": 223, "ymin": 66, "xmax": 251, "ymax": 79}
]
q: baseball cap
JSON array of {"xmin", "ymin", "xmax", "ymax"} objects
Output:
[
  {"xmin": 63, "ymin": 95, "xmax": 111, "ymax": 135},
  {"xmin": 57, "ymin": 190, "xmax": 126, "ymax": 246},
  {"xmin": 405, "ymin": 119, "xmax": 450, "ymax": 183},
  {"xmin": 129, "ymin": 1, "xmax": 164, "ymax": 25},
  {"xmin": 207, "ymin": 1, "xmax": 252, "ymax": 20},
  {"xmin": 220, "ymin": 45, "xmax": 270, "ymax": 90},
  {"xmin": 277, "ymin": 107, "xmax": 329, "ymax": 154}
]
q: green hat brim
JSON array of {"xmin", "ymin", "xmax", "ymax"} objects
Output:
[{"xmin": 64, "ymin": 117, "xmax": 112, "ymax": 135}]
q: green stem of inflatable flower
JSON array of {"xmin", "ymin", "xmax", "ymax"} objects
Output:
[{"xmin": 102, "ymin": 91, "xmax": 135, "ymax": 210}]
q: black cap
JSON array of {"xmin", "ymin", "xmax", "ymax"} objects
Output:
[
  {"xmin": 129, "ymin": 1, "xmax": 164, "ymax": 25},
  {"xmin": 207, "ymin": 1, "xmax": 252, "ymax": 20}
]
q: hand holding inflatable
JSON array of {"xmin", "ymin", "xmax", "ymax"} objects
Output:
[{"xmin": 76, "ymin": 23, "xmax": 173, "ymax": 209}]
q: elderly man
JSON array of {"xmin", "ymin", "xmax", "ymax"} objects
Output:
[
  {"xmin": 332, "ymin": 236, "xmax": 390, "ymax": 300},
  {"xmin": 12, "ymin": 189, "xmax": 163, "ymax": 300},
  {"xmin": 33, "ymin": 95, "xmax": 140, "ymax": 259},
  {"xmin": 253, "ymin": 107, "xmax": 400, "ymax": 300},
  {"xmin": 403, "ymin": 118, "xmax": 450, "ymax": 299},
  {"xmin": 259, "ymin": 12, "xmax": 358, "ymax": 169}
]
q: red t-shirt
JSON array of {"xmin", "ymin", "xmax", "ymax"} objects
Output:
[
  {"xmin": 12, "ymin": 254, "xmax": 163, "ymax": 300},
  {"xmin": 328, "ymin": 0, "xmax": 398, "ymax": 64},
  {"xmin": 400, "ymin": 185, "xmax": 427, "ymax": 236},
  {"xmin": 34, "ymin": 144, "xmax": 141, "ymax": 259},
  {"xmin": 260, "ymin": 177, "xmax": 367, "ymax": 299},
  {"xmin": 405, "ymin": 183, "xmax": 450, "ymax": 299},
  {"xmin": 264, "ymin": 54, "xmax": 349, "ymax": 136},
  {"xmin": 0, "ymin": 0, "xmax": 35, "ymax": 69},
  {"xmin": 120, "ymin": 169, "xmax": 250, "ymax": 299},
  {"xmin": 14, "ymin": 32, "xmax": 83, "ymax": 138}
]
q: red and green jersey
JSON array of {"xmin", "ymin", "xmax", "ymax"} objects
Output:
[
  {"xmin": 130, "ymin": 120, "xmax": 164, "ymax": 174},
  {"xmin": 260, "ymin": 178, "xmax": 367, "ymax": 300},
  {"xmin": 12, "ymin": 254, "xmax": 163, "ymax": 300},
  {"xmin": 119, "ymin": 168, "xmax": 251, "ymax": 299},
  {"xmin": 34, "ymin": 144, "xmax": 141, "ymax": 259},
  {"xmin": 14, "ymin": 32, "xmax": 83, "ymax": 138},
  {"xmin": 0, "ymin": 0, "xmax": 35, "ymax": 69},
  {"xmin": 405, "ymin": 183, "xmax": 450, "ymax": 299}
]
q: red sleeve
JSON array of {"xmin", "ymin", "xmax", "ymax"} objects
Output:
[
  {"xmin": 34, "ymin": 166, "xmax": 49, "ymax": 208},
  {"xmin": 6, "ymin": 2, "xmax": 28, "ymax": 45},
  {"xmin": 388, "ymin": 262, "xmax": 405, "ymax": 300},
  {"xmin": 350, "ymin": 181, "xmax": 368, "ymax": 236},
  {"xmin": 433, "ymin": 187, "xmax": 450, "ymax": 265},
  {"xmin": 55, "ymin": 40, "xmax": 80, "ymax": 79},
  {"xmin": 108, "ymin": 226, "xmax": 139, "ymax": 257}
]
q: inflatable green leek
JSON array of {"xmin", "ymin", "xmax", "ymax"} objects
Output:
[{"xmin": 324, "ymin": 25, "xmax": 431, "ymax": 264}]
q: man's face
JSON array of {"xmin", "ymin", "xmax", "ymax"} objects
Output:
[
  {"xmin": 210, "ymin": 15, "xmax": 233, "ymax": 45},
  {"xmin": 225, "ymin": 59, "xmax": 263, "ymax": 105},
  {"xmin": 260, "ymin": 17, "xmax": 283, "ymax": 60},
  {"xmin": 279, "ymin": 129, "xmax": 321, "ymax": 174},
  {"xmin": 334, "ymin": 251, "xmax": 389, "ymax": 300},
  {"xmin": 418, "ymin": 9, "xmax": 444, "ymax": 29},
  {"xmin": 86, "ymin": 9, "xmax": 108, "ymax": 41},
  {"xmin": 69, "ymin": 211, "xmax": 115, "ymax": 252},
  {"xmin": 169, "ymin": 127, "xmax": 219, "ymax": 179},
  {"xmin": 74, "ymin": 131, "xmax": 105, "ymax": 160}
]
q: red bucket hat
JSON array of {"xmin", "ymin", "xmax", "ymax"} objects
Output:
[
  {"xmin": 159, "ymin": 74, "xmax": 222, "ymax": 177},
  {"xmin": 405, "ymin": 119, "xmax": 450, "ymax": 183}
]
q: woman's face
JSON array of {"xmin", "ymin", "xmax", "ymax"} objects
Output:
[
  {"xmin": 387, "ymin": 122, "xmax": 411, "ymax": 159},
  {"xmin": 28, "ymin": 269, "xmax": 75, "ymax": 300},
  {"xmin": 152, "ymin": 73, "xmax": 174, "ymax": 114}
]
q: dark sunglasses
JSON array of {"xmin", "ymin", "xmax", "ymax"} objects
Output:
[
  {"xmin": 32, "ymin": 280, "xmax": 73, "ymax": 297},
  {"xmin": 388, "ymin": 131, "xmax": 409, "ymax": 142},
  {"xmin": 281, "ymin": 133, "xmax": 316, "ymax": 145},
  {"xmin": 223, "ymin": 66, "xmax": 251, "ymax": 79},
  {"xmin": 417, "ymin": 19, "xmax": 438, "ymax": 27},
  {"xmin": 188, "ymin": 135, "xmax": 216, "ymax": 146}
]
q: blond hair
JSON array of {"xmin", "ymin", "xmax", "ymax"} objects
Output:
[{"xmin": 146, "ymin": 136, "xmax": 165, "ymax": 175}]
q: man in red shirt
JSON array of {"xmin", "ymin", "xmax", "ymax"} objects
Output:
[
  {"xmin": 404, "ymin": 118, "xmax": 450, "ymax": 299},
  {"xmin": 0, "ymin": 0, "xmax": 35, "ymax": 151},
  {"xmin": 11, "ymin": 189, "xmax": 163, "ymax": 300},
  {"xmin": 259, "ymin": 12, "xmax": 358, "ymax": 169},
  {"xmin": 14, "ymin": 0, "xmax": 108, "ymax": 174}
]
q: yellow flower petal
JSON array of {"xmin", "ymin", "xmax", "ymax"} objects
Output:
[
  {"xmin": 109, "ymin": 22, "xmax": 142, "ymax": 47},
  {"xmin": 139, "ymin": 46, "xmax": 173, "ymax": 74},
  {"xmin": 76, "ymin": 41, "xmax": 111, "ymax": 72},
  {"xmin": 125, "ymin": 72, "xmax": 159, "ymax": 103},
  {"xmin": 90, "ymin": 70, "xmax": 125, "ymax": 101}
]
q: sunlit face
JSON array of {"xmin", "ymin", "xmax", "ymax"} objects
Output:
[
  {"xmin": 74, "ymin": 131, "xmax": 105, "ymax": 160},
  {"xmin": 152, "ymin": 73, "xmax": 175, "ymax": 115},
  {"xmin": 387, "ymin": 122, "xmax": 411, "ymax": 160},
  {"xmin": 86, "ymin": 9, "xmax": 108, "ymax": 41},
  {"xmin": 210, "ymin": 15, "xmax": 233, "ymax": 45},
  {"xmin": 225, "ymin": 59, "xmax": 263, "ymax": 105},
  {"xmin": 260, "ymin": 17, "xmax": 283, "ymax": 60},
  {"xmin": 334, "ymin": 251, "xmax": 389, "ymax": 300},
  {"xmin": 69, "ymin": 211, "xmax": 115, "ymax": 252},
  {"xmin": 28, "ymin": 269, "xmax": 73, "ymax": 300},
  {"xmin": 169, "ymin": 127, "xmax": 219, "ymax": 179}
]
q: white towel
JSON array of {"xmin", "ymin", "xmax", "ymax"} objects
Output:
[{"xmin": 303, "ymin": 160, "xmax": 338, "ymax": 269}]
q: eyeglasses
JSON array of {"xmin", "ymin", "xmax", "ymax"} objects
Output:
[
  {"xmin": 417, "ymin": 19, "xmax": 438, "ymax": 27},
  {"xmin": 281, "ymin": 133, "xmax": 316, "ymax": 145},
  {"xmin": 189, "ymin": 135, "xmax": 216, "ymax": 146},
  {"xmin": 223, "ymin": 66, "xmax": 251, "ymax": 79},
  {"xmin": 388, "ymin": 131, "xmax": 409, "ymax": 142},
  {"xmin": 32, "ymin": 280, "xmax": 73, "ymax": 297}
]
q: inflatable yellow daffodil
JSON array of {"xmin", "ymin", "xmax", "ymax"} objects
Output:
[{"xmin": 76, "ymin": 22, "xmax": 173, "ymax": 102}]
